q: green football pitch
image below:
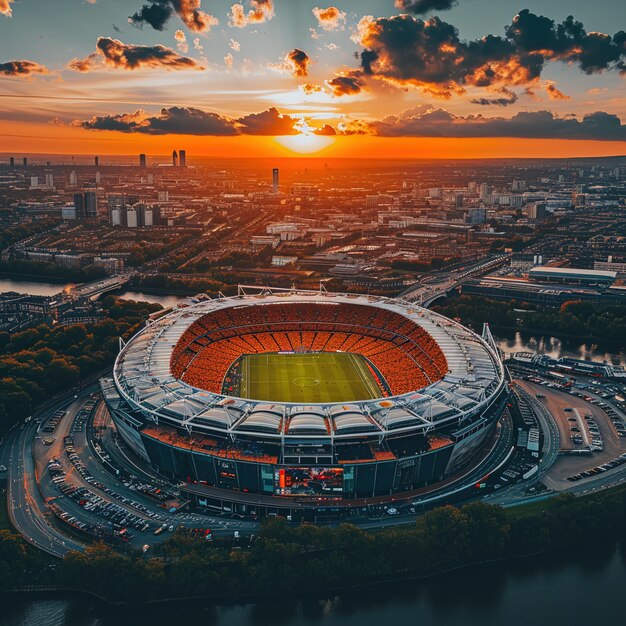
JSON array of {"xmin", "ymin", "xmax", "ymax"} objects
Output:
[{"xmin": 230, "ymin": 352, "xmax": 384, "ymax": 403}]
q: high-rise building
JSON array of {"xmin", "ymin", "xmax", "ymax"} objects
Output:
[
  {"xmin": 126, "ymin": 207, "xmax": 138, "ymax": 228},
  {"xmin": 45, "ymin": 173, "xmax": 54, "ymax": 188},
  {"xmin": 179, "ymin": 150, "xmax": 186, "ymax": 167},
  {"xmin": 139, "ymin": 153, "xmax": 147, "ymax": 168},
  {"xmin": 74, "ymin": 191, "xmax": 98, "ymax": 219},
  {"xmin": 95, "ymin": 156, "xmax": 99, "ymax": 167},
  {"xmin": 30, "ymin": 176, "xmax": 39, "ymax": 189},
  {"xmin": 272, "ymin": 168, "xmax": 279, "ymax": 193},
  {"xmin": 172, "ymin": 150, "xmax": 178, "ymax": 167},
  {"xmin": 69, "ymin": 170, "xmax": 78, "ymax": 186},
  {"xmin": 526, "ymin": 203, "xmax": 547, "ymax": 220},
  {"xmin": 22, "ymin": 157, "xmax": 28, "ymax": 166},
  {"xmin": 84, "ymin": 191, "xmax": 98, "ymax": 218},
  {"xmin": 9, "ymin": 157, "xmax": 14, "ymax": 167}
]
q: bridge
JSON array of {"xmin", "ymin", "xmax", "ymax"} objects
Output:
[
  {"xmin": 398, "ymin": 254, "xmax": 511, "ymax": 307},
  {"xmin": 69, "ymin": 274, "xmax": 131, "ymax": 299}
]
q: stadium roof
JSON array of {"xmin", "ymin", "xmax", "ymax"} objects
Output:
[{"xmin": 112, "ymin": 291, "xmax": 505, "ymax": 440}]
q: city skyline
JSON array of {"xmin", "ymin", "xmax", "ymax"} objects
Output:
[{"xmin": 1, "ymin": 0, "xmax": 625, "ymax": 157}]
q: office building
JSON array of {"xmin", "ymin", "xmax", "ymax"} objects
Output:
[
  {"xmin": 179, "ymin": 150, "xmax": 186, "ymax": 167},
  {"xmin": 139, "ymin": 153, "xmax": 147, "ymax": 168},
  {"xmin": 73, "ymin": 191, "xmax": 98, "ymax": 219},
  {"xmin": 272, "ymin": 168, "xmax": 279, "ymax": 193}
]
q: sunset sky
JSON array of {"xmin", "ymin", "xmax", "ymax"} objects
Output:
[{"xmin": 1, "ymin": 0, "xmax": 625, "ymax": 157}]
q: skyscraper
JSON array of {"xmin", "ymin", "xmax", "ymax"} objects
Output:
[
  {"xmin": 95, "ymin": 156, "xmax": 99, "ymax": 167},
  {"xmin": 84, "ymin": 191, "xmax": 98, "ymax": 218},
  {"xmin": 139, "ymin": 153, "xmax": 147, "ymax": 168},
  {"xmin": 179, "ymin": 150, "xmax": 186, "ymax": 167},
  {"xmin": 272, "ymin": 168, "xmax": 279, "ymax": 194},
  {"xmin": 74, "ymin": 191, "xmax": 98, "ymax": 219},
  {"xmin": 9, "ymin": 157, "xmax": 14, "ymax": 167},
  {"xmin": 172, "ymin": 150, "xmax": 178, "ymax": 167},
  {"xmin": 22, "ymin": 157, "xmax": 28, "ymax": 166}
]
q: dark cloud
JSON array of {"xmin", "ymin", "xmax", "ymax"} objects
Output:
[
  {"xmin": 470, "ymin": 90, "xmax": 518, "ymax": 106},
  {"xmin": 505, "ymin": 10, "xmax": 626, "ymax": 74},
  {"xmin": 326, "ymin": 70, "xmax": 366, "ymax": 96},
  {"xmin": 368, "ymin": 106, "xmax": 626, "ymax": 140},
  {"xmin": 69, "ymin": 37, "xmax": 203, "ymax": 71},
  {"xmin": 0, "ymin": 60, "xmax": 48, "ymax": 76},
  {"xmin": 285, "ymin": 48, "xmax": 310, "ymax": 77},
  {"xmin": 237, "ymin": 107, "xmax": 298, "ymax": 135},
  {"xmin": 81, "ymin": 107, "xmax": 238, "ymax": 135},
  {"xmin": 395, "ymin": 0, "xmax": 458, "ymax": 15},
  {"xmin": 346, "ymin": 11, "xmax": 626, "ymax": 99},
  {"xmin": 129, "ymin": 0, "xmax": 218, "ymax": 32},
  {"xmin": 78, "ymin": 106, "xmax": 298, "ymax": 136}
]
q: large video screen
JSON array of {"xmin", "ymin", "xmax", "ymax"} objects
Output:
[{"xmin": 274, "ymin": 467, "xmax": 344, "ymax": 496}]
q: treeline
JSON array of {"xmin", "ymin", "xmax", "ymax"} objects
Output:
[
  {"xmin": 0, "ymin": 258, "xmax": 107, "ymax": 282},
  {"xmin": 0, "ymin": 297, "xmax": 161, "ymax": 436},
  {"xmin": 432, "ymin": 296, "xmax": 626, "ymax": 348},
  {"xmin": 130, "ymin": 274, "xmax": 233, "ymax": 297},
  {"xmin": 0, "ymin": 530, "xmax": 49, "ymax": 591},
  {"xmin": 44, "ymin": 487, "xmax": 626, "ymax": 604}
]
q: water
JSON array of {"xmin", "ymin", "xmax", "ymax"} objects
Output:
[
  {"xmin": 0, "ymin": 278, "xmax": 184, "ymax": 308},
  {"xmin": 0, "ymin": 278, "xmax": 73, "ymax": 297},
  {"xmin": 2, "ymin": 541, "xmax": 625, "ymax": 625},
  {"xmin": 496, "ymin": 330, "xmax": 626, "ymax": 367}
]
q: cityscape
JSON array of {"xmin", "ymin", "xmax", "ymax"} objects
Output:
[{"xmin": 1, "ymin": 1, "xmax": 626, "ymax": 625}]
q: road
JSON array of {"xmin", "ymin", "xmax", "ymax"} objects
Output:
[{"xmin": 6, "ymin": 415, "xmax": 86, "ymax": 557}]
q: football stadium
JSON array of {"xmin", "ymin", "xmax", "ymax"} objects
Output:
[{"xmin": 101, "ymin": 288, "xmax": 509, "ymax": 521}]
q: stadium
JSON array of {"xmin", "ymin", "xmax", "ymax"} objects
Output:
[{"xmin": 101, "ymin": 288, "xmax": 509, "ymax": 521}]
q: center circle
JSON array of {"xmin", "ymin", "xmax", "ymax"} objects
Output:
[{"xmin": 293, "ymin": 376, "xmax": 321, "ymax": 388}]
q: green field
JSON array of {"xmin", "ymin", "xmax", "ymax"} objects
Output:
[{"xmin": 231, "ymin": 352, "xmax": 384, "ymax": 403}]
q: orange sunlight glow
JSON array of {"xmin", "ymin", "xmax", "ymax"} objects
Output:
[{"xmin": 273, "ymin": 118, "xmax": 335, "ymax": 154}]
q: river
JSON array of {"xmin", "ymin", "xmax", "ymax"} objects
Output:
[
  {"xmin": 0, "ymin": 277, "xmax": 185, "ymax": 309},
  {"xmin": 2, "ymin": 540, "xmax": 626, "ymax": 626}
]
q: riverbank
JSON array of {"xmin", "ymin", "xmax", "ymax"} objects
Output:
[
  {"xmin": 4, "ymin": 485, "xmax": 621, "ymax": 606},
  {"xmin": 2, "ymin": 533, "xmax": 626, "ymax": 626}
]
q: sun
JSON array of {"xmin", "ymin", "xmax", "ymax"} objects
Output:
[{"xmin": 273, "ymin": 118, "xmax": 335, "ymax": 154}]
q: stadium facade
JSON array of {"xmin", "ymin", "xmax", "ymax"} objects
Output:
[{"xmin": 101, "ymin": 288, "xmax": 508, "ymax": 520}]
